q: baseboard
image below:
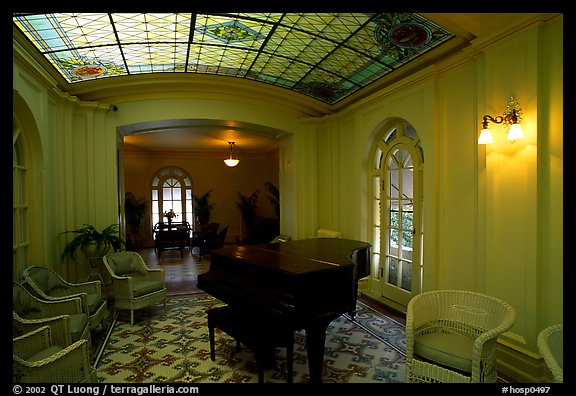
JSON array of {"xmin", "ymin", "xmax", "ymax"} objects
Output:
[
  {"xmin": 360, "ymin": 290, "xmax": 407, "ymax": 315},
  {"xmin": 497, "ymin": 341, "xmax": 556, "ymax": 383}
]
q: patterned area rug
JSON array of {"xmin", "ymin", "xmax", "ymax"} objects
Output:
[{"xmin": 96, "ymin": 293, "xmax": 406, "ymax": 383}]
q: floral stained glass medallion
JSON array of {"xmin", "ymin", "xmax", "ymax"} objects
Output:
[
  {"xmin": 197, "ymin": 20, "xmax": 266, "ymax": 43},
  {"xmin": 388, "ymin": 23, "xmax": 431, "ymax": 48},
  {"xmin": 71, "ymin": 65, "xmax": 107, "ymax": 78}
]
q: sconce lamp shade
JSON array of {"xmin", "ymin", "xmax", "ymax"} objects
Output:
[
  {"xmin": 478, "ymin": 96, "xmax": 524, "ymax": 145},
  {"xmin": 507, "ymin": 123, "xmax": 525, "ymax": 142},
  {"xmin": 224, "ymin": 141, "xmax": 239, "ymax": 167},
  {"xmin": 478, "ymin": 128, "xmax": 494, "ymax": 144}
]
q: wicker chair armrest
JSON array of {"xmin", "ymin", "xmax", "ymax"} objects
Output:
[
  {"xmin": 57, "ymin": 281, "xmax": 102, "ymax": 295},
  {"xmin": 111, "ymin": 276, "xmax": 135, "ymax": 298},
  {"xmin": 34, "ymin": 338, "xmax": 91, "ymax": 367},
  {"xmin": 142, "ymin": 269, "xmax": 165, "ymax": 285},
  {"xmin": 14, "ymin": 313, "xmax": 73, "ymax": 347},
  {"xmin": 46, "ymin": 291, "xmax": 91, "ymax": 314},
  {"xmin": 107, "ymin": 271, "xmax": 129, "ymax": 280},
  {"xmin": 38, "ymin": 296, "xmax": 84, "ymax": 316},
  {"xmin": 474, "ymin": 324, "xmax": 512, "ymax": 347},
  {"xmin": 13, "ymin": 337, "xmax": 93, "ymax": 383},
  {"xmin": 13, "ymin": 326, "xmax": 52, "ymax": 359}
]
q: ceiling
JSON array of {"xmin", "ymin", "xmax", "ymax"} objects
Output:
[
  {"xmin": 13, "ymin": 13, "xmax": 454, "ymax": 105},
  {"xmin": 13, "ymin": 12, "xmax": 546, "ymax": 155}
]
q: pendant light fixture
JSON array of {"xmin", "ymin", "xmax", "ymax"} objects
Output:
[{"xmin": 224, "ymin": 141, "xmax": 239, "ymax": 167}]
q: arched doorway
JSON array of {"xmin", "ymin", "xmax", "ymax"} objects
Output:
[{"xmin": 368, "ymin": 119, "xmax": 424, "ymax": 308}]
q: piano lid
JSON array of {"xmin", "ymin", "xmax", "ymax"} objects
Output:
[
  {"xmin": 209, "ymin": 238, "xmax": 370, "ymax": 276},
  {"xmin": 256, "ymin": 237, "xmax": 370, "ymax": 264}
]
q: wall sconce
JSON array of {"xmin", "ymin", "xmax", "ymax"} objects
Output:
[
  {"xmin": 478, "ymin": 96, "xmax": 525, "ymax": 144},
  {"xmin": 224, "ymin": 141, "xmax": 239, "ymax": 167}
]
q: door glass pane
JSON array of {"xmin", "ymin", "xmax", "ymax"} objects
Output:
[
  {"xmin": 389, "ymin": 170, "xmax": 399, "ymax": 198},
  {"xmin": 372, "ymin": 227, "xmax": 380, "ymax": 253},
  {"xmin": 401, "ymin": 260, "xmax": 412, "ymax": 291},
  {"xmin": 401, "ymin": 231, "xmax": 413, "ymax": 257},
  {"xmin": 373, "ymin": 202, "xmax": 380, "ymax": 226},
  {"xmin": 404, "ymin": 124, "xmax": 418, "ymax": 140},
  {"xmin": 373, "ymin": 176, "xmax": 380, "ymax": 199},
  {"xmin": 387, "ymin": 151, "xmax": 399, "ymax": 169},
  {"xmin": 387, "ymin": 257, "xmax": 398, "ymax": 285},
  {"xmin": 402, "ymin": 169, "xmax": 413, "ymax": 198},
  {"xmin": 373, "ymin": 147, "xmax": 383, "ymax": 169},
  {"xmin": 173, "ymin": 187, "xmax": 181, "ymax": 200},
  {"xmin": 403, "ymin": 151, "xmax": 413, "ymax": 168},
  {"xmin": 384, "ymin": 128, "xmax": 397, "ymax": 143}
]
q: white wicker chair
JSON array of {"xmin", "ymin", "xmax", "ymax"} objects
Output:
[
  {"xmin": 102, "ymin": 251, "xmax": 167, "ymax": 325},
  {"xmin": 13, "ymin": 325, "xmax": 96, "ymax": 383},
  {"xmin": 537, "ymin": 324, "xmax": 563, "ymax": 383},
  {"xmin": 22, "ymin": 265, "xmax": 108, "ymax": 332},
  {"xmin": 406, "ymin": 290, "xmax": 516, "ymax": 383}
]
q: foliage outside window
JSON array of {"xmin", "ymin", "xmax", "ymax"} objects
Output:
[{"xmin": 389, "ymin": 210, "xmax": 413, "ymax": 249}]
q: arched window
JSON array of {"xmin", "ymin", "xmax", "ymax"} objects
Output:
[
  {"xmin": 151, "ymin": 167, "xmax": 193, "ymax": 227},
  {"xmin": 369, "ymin": 119, "xmax": 424, "ymax": 308}
]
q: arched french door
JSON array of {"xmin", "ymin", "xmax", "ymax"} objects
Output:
[{"xmin": 369, "ymin": 119, "xmax": 423, "ymax": 307}]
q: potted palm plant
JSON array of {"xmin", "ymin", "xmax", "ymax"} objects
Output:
[
  {"xmin": 237, "ymin": 190, "xmax": 259, "ymax": 243},
  {"xmin": 125, "ymin": 192, "xmax": 147, "ymax": 250},
  {"xmin": 193, "ymin": 189, "xmax": 214, "ymax": 230},
  {"xmin": 60, "ymin": 223, "xmax": 126, "ymax": 263}
]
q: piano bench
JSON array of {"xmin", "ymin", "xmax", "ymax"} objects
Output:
[{"xmin": 206, "ymin": 305, "xmax": 295, "ymax": 383}]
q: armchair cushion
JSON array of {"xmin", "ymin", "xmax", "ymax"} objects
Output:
[
  {"xmin": 87, "ymin": 293, "xmax": 106, "ymax": 315},
  {"xmin": 30, "ymin": 270, "xmax": 68, "ymax": 295},
  {"xmin": 29, "ymin": 346, "xmax": 63, "ymax": 362},
  {"xmin": 414, "ymin": 332, "xmax": 474, "ymax": 373},
  {"xmin": 69, "ymin": 314, "xmax": 89, "ymax": 341},
  {"xmin": 13, "ymin": 288, "xmax": 40, "ymax": 317},
  {"xmin": 132, "ymin": 278, "xmax": 164, "ymax": 297},
  {"xmin": 108, "ymin": 255, "xmax": 146, "ymax": 276}
]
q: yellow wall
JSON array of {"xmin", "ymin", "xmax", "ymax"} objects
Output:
[{"xmin": 12, "ymin": 14, "xmax": 562, "ymax": 382}]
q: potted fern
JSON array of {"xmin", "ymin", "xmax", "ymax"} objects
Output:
[{"xmin": 60, "ymin": 223, "xmax": 126, "ymax": 263}]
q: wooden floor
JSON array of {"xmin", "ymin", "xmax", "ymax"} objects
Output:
[{"xmin": 140, "ymin": 245, "xmax": 406, "ymax": 324}]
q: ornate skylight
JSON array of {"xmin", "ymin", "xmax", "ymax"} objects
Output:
[{"xmin": 13, "ymin": 13, "xmax": 454, "ymax": 104}]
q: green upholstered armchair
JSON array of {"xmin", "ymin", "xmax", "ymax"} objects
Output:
[
  {"xmin": 22, "ymin": 266, "xmax": 108, "ymax": 332},
  {"xmin": 102, "ymin": 251, "xmax": 167, "ymax": 325},
  {"xmin": 13, "ymin": 281, "xmax": 90, "ymax": 349},
  {"xmin": 406, "ymin": 289, "xmax": 516, "ymax": 383},
  {"xmin": 537, "ymin": 324, "xmax": 563, "ymax": 383},
  {"xmin": 13, "ymin": 325, "xmax": 96, "ymax": 383}
]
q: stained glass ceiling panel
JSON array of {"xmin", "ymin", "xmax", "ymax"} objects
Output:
[{"xmin": 13, "ymin": 13, "xmax": 454, "ymax": 104}]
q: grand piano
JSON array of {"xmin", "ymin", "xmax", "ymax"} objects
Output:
[{"xmin": 197, "ymin": 237, "xmax": 371, "ymax": 383}]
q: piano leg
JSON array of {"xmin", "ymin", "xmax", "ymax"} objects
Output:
[
  {"xmin": 304, "ymin": 318, "xmax": 334, "ymax": 383},
  {"xmin": 348, "ymin": 281, "xmax": 359, "ymax": 320}
]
